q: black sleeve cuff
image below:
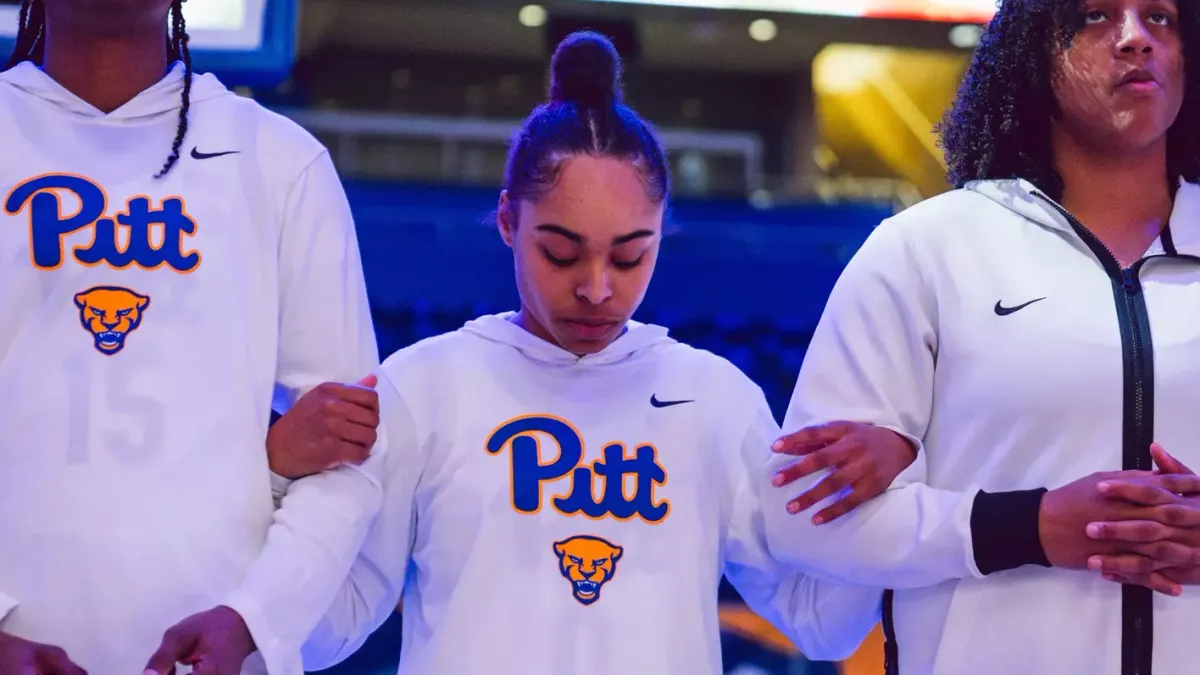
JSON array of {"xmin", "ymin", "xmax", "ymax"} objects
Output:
[
  {"xmin": 269, "ymin": 409, "xmax": 282, "ymax": 427},
  {"xmin": 970, "ymin": 488, "xmax": 1051, "ymax": 575}
]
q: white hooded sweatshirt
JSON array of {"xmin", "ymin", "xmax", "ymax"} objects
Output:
[
  {"xmin": 0, "ymin": 62, "xmax": 381, "ymax": 674},
  {"xmin": 762, "ymin": 179, "xmax": 1200, "ymax": 675},
  {"xmin": 300, "ymin": 314, "xmax": 883, "ymax": 675}
]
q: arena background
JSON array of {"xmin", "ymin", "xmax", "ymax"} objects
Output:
[{"xmin": 2, "ymin": 0, "xmax": 991, "ymax": 672}]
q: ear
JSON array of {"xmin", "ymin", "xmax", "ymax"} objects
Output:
[
  {"xmin": 136, "ymin": 294, "xmax": 150, "ymax": 310},
  {"xmin": 74, "ymin": 292, "xmax": 87, "ymax": 309},
  {"xmin": 610, "ymin": 545, "xmax": 623, "ymax": 562},
  {"xmin": 553, "ymin": 541, "xmax": 567, "ymax": 558},
  {"xmin": 497, "ymin": 191, "xmax": 517, "ymax": 249}
]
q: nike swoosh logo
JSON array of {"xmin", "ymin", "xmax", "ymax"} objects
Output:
[
  {"xmin": 650, "ymin": 395, "xmax": 693, "ymax": 408},
  {"xmin": 191, "ymin": 147, "xmax": 241, "ymax": 160},
  {"xmin": 994, "ymin": 297, "xmax": 1046, "ymax": 316}
]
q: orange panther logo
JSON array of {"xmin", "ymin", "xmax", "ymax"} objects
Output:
[
  {"xmin": 74, "ymin": 286, "xmax": 151, "ymax": 355},
  {"xmin": 553, "ymin": 535, "xmax": 623, "ymax": 606}
]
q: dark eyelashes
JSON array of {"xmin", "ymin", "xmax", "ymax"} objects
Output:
[{"xmin": 540, "ymin": 247, "xmax": 643, "ymax": 269}]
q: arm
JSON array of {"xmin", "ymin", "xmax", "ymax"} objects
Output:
[
  {"xmin": 759, "ymin": 221, "xmax": 1048, "ymax": 589},
  {"xmin": 221, "ymin": 150, "xmax": 384, "ymax": 674},
  {"xmin": 301, "ymin": 374, "xmax": 424, "ymax": 670},
  {"xmin": 724, "ymin": 387, "xmax": 882, "ymax": 661}
]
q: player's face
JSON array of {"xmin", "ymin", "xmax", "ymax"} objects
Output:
[
  {"xmin": 500, "ymin": 155, "xmax": 664, "ymax": 356},
  {"xmin": 1051, "ymin": 0, "xmax": 1185, "ymax": 153}
]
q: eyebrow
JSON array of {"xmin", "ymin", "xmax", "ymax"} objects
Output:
[{"xmin": 535, "ymin": 223, "xmax": 656, "ymax": 245}]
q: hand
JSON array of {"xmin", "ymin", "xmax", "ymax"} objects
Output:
[
  {"xmin": 1038, "ymin": 468, "xmax": 1199, "ymax": 569},
  {"xmin": 267, "ymin": 374, "xmax": 380, "ymax": 479},
  {"xmin": 1089, "ymin": 444, "xmax": 1200, "ymax": 596},
  {"xmin": 0, "ymin": 632, "xmax": 87, "ymax": 675},
  {"xmin": 143, "ymin": 606, "xmax": 255, "ymax": 675},
  {"xmin": 769, "ymin": 421, "xmax": 918, "ymax": 525}
]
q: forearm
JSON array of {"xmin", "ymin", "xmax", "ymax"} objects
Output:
[
  {"xmin": 300, "ymin": 559, "xmax": 400, "ymax": 671},
  {"xmin": 762, "ymin": 457, "xmax": 1048, "ymax": 588},
  {"xmin": 223, "ymin": 460, "xmax": 383, "ymax": 675}
]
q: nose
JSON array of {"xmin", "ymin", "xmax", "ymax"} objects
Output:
[
  {"xmin": 1117, "ymin": 12, "xmax": 1154, "ymax": 55},
  {"xmin": 102, "ymin": 315, "xmax": 120, "ymax": 329},
  {"xmin": 576, "ymin": 264, "xmax": 612, "ymax": 305}
]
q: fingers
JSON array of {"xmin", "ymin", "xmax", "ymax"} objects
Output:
[
  {"xmin": 334, "ymin": 383, "xmax": 379, "ymax": 410},
  {"xmin": 1103, "ymin": 571, "xmax": 1183, "ymax": 597},
  {"xmin": 1088, "ymin": 540, "xmax": 1200, "ymax": 574},
  {"xmin": 332, "ymin": 399, "xmax": 381, "ymax": 430},
  {"xmin": 772, "ymin": 437, "xmax": 857, "ymax": 489},
  {"xmin": 1086, "ymin": 519, "xmax": 1176, "ymax": 543},
  {"xmin": 330, "ymin": 418, "xmax": 378, "ymax": 451},
  {"xmin": 786, "ymin": 474, "xmax": 851, "ymax": 518},
  {"xmin": 771, "ymin": 421, "xmax": 855, "ymax": 455},
  {"xmin": 356, "ymin": 373, "xmax": 378, "ymax": 389},
  {"xmin": 810, "ymin": 483, "xmax": 873, "ymax": 525},
  {"xmin": 143, "ymin": 626, "xmax": 196, "ymax": 675},
  {"xmin": 1151, "ymin": 442, "xmax": 1194, "ymax": 476},
  {"xmin": 1097, "ymin": 475, "xmax": 1200, "ymax": 505},
  {"xmin": 1159, "ymin": 473, "xmax": 1200, "ymax": 496},
  {"xmin": 1088, "ymin": 552, "xmax": 1172, "ymax": 575}
]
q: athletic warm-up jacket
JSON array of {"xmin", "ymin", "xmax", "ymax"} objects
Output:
[{"xmin": 761, "ymin": 179, "xmax": 1200, "ymax": 675}]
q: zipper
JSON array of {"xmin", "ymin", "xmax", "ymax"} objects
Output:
[
  {"xmin": 1034, "ymin": 192, "xmax": 1154, "ymax": 675},
  {"xmin": 882, "ymin": 590, "xmax": 897, "ymax": 675}
]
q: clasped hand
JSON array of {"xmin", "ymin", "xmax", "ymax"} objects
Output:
[{"xmin": 1042, "ymin": 443, "xmax": 1200, "ymax": 596}]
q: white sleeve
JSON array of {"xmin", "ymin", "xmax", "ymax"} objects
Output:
[
  {"xmin": 759, "ymin": 220, "xmax": 1049, "ymax": 589},
  {"xmin": 274, "ymin": 149, "xmax": 379, "ymax": 398},
  {"xmin": 723, "ymin": 386, "xmax": 881, "ymax": 662},
  {"xmin": 301, "ymin": 374, "xmax": 424, "ymax": 670},
  {"xmin": 219, "ymin": 151, "xmax": 385, "ymax": 675},
  {"xmin": 0, "ymin": 589, "xmax": 16, "ymax": 624}
]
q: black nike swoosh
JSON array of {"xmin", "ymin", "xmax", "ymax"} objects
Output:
[
  {"xmin": 994, "ymin": 297, "xmax": 1046, "ymax": 316},
  {"xmin": 650, "ymin": 395, "xmax": 693, "ymax": 408},
  {"xmin": 191, "ymin": 147, "xmax": 240, "ymax": 160}
]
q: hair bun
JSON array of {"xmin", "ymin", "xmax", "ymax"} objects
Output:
[{"xmin": 549, "ymin": 31, "xmax": 623, "ymax": 108}]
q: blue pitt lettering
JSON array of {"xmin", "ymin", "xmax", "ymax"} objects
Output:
[
  {"xmin": 4, "ymin": 174, "xmax": 199, "ymax": 272},
  {"xmin": 485, "ymin": 415, "xmax": 670, "ymax": 523}
]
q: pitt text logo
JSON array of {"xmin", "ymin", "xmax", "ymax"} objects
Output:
[
  {"xmin": 485, "ymin": 415, "xmax": 670, "ymax": 523},
  {"xmin": 554, "ymin": 535, "xmax": 623, "ymax": 606},
  {"xmin": 75, "ymin": 286, "xmax": 151, "ymax": 355},
  {"xmin": 4, "ymin": 174, "xmax": 200, "ymax": 273}
]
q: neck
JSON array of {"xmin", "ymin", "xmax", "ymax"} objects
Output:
[
  {"xmin": 1053, "ymin": 127, "xmax": 1173, "ymax": 240},
  {"xmin": 41, "ymin": 17, "xmax": 170, "ymax": 114}
]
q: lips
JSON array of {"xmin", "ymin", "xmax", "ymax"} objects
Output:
[
  {"xmin": 1116, "ymin": 68, "xmax": 1158, "ymax": 91},
  {"xmin": 561, "ymin": 318, "xmax": 622, "ymax": 342}
]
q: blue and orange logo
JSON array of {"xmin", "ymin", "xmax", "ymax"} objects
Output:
[
  {"xmin": 74, "ymin": 286, "xmax": 150, "ymax": 355},
  {"xmin": 484, "ymin": 414, "xmax": 670, "ymax": 523},
  {"xmin": 4, "ymin": 173, "xmax": 200, "ymax": 273},
  {"xmin": 553, "ymin": 535, "xmax": 623, "ymax": 605}
]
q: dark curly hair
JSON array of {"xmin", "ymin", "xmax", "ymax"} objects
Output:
[
  {"xmin": 937, "ymin": 0, "xmax": 1200, "ymax": 199},
  {"xmin": 5, "ymin": 0, "xmax": 193, "ymax": 180}
]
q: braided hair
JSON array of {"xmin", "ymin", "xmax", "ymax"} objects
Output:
[{"xmin": 4, "ymin": 0, "xmax": 194, "ymax": 180}]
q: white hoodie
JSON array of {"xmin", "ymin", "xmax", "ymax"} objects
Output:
[
  {"xmin": 761, "ymin": 179, "xmax": 1200, "ymax": 675},
  {"xmin": 299, "ymin": 314, "xmax": 883, "ymax": 675},
  {"xmin": 0, "ymin": 63, "xmax": 380, "ymax": 674}
]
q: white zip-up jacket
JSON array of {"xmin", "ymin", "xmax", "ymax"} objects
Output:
[{"xmin": 761, "ymin": 179, "xmax": 1200, "ymax": 675}]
